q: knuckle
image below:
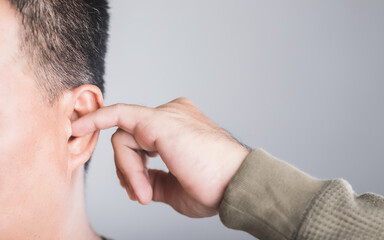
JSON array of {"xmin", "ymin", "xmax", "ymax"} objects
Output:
[
  {"xmin": 112, "ymin": 103, "xmax": 127, "ymax": 126},
  {"xmin": 113, "ymin": 103, "xmax": 125, "ymax": 114},
  {"xmin": 173, "ymin": 97, "xmax": 193, "ymax": 105},
  {"xmin": 110, "ymin": 133, "xmax": 118, "ymax": 143},
  {"xmin": 111, "ymin": 128, "xmax": 124, "ymax": 143}
]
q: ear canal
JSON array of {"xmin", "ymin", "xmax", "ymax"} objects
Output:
[
  {"xmin": 71, "ymin": 110, "xmax": 80, "ymax": 122},
  {"xmin": 68, "ymin": 105, "xmax": 80, "ymax": 142},
  {"xmin": 66, "ymin": 84, "xmax": 103, "ymax": 172}
]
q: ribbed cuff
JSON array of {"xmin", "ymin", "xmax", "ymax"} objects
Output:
[{"xmin": 219, "ymin": 148, "xmax": 329, "ymax": 240}]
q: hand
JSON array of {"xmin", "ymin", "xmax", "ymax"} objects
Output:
[{"xmin": 72, "ymin": 98, "xmax": 250, "ymax": 218}]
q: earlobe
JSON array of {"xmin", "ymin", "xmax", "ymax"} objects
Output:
[{"xmin": 67, "ymin": 84, "xmax": 104, "ymax": 172}]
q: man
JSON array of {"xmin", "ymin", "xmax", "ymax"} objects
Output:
[
  {"xmin": 0, "ymin": 0, "xmax": 109, "ymax": 239},
  {"xmin": 2, "ymin": 0, "xmax": 383, "ymax": 239}
]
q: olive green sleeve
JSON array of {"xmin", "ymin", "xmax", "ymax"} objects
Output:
[{"xmin": 219, "ymin": 148, "xmax": 384, "ymax": 239}]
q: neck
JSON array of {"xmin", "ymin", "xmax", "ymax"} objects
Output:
[
  {"xmin": 60, "ymin": 166, "xmax": 100, "ymax": 240},
  {"xmin": 0, "ymin": 166, "xmax": 100, "ymax": 240}
]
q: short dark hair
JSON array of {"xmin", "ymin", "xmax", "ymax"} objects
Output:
[
  {"xmin": 9, "ymin": 0, "xmax": 109, "ymax": 102},
  {"xmin": 9, "ymin": 0, "xmax": 110, "ymax": 170}
]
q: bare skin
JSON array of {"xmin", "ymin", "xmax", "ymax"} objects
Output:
[{"xmin": 72, "ymin": 98, "xmax": 251, "ymax": 218}]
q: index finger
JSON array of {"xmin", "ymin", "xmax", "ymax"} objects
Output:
[{"xmin": 71, "ymin": 103, "xmax": 153, "ymax": 137}]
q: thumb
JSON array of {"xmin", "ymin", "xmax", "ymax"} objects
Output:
[
  {"xmin": 148, "ymin": 169, "xmax": 217, "ymax": 218},
  {"xmin": 148, "ymin": 169, "xmax": 181, "ymax": 205}
]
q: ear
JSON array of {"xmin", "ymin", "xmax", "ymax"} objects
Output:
[{"xmin": 65, "ymin": 84, "xmax": 104, "ymax": 172}]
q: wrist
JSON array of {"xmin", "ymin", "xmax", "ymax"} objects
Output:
[{"xmin": 214, "ymin": 144, "xmax": 251, "ymax": 209}]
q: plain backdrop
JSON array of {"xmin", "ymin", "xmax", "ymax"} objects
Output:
[{"xmin": 85, "ymin": 1, "xmax": 384, "ymax": 239}]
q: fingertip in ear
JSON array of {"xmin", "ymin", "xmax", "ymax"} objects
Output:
[{"xmin": 67, "ymin": 85, "xmax": 104, "ymax": 171}]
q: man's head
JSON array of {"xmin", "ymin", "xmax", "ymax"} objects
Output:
[{"xmin": 0, "ymin": 0, "xmax": 109, "ymax": 237}]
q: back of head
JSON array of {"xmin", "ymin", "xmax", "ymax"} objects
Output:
[{"xmin": 9, "ymin": 0, "xmax": 109, "ymax": 101}]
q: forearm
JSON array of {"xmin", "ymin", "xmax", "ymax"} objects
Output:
[{"xmin": 219, "ymin": 148, "xmax": 384, "ymax": 240}]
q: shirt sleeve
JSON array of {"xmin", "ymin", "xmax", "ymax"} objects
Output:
[{"xmin": 219, "ymin": 148, "xmax": 384, "ymax": 240}]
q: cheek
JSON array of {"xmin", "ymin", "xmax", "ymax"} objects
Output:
[
  {"xmin": 0, "ymin": 99, "xmax": 69, "ymax": 228},
  {"xmin": 0, "ymin": 112, "xmax": 68, "ymax": 187}
]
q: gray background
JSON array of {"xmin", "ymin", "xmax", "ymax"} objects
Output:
[{"xmin": 85, "ymin": 0, "xmax": 384, "ymax": 239}]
